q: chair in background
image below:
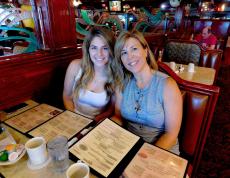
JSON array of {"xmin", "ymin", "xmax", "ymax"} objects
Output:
[{"xmin": 158, "ymin": 61, "xmax": 220, "ymax": 178}]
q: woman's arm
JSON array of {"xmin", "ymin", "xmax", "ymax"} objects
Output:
[
  {"xmin": 110, "ymin": 89, "xmax": 124, "ymax": 126},
  {"xmin": 63, "ymin": 59, "xmax": 81, "ymax": 112},
  {"xmin": 155, "ymin": 77, "xmax": 182, "ymax": 150}
]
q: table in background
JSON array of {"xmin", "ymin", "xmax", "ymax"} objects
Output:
[{"xmin": 165, "ymin": 62, "xmax": 216, "ymax": 85}]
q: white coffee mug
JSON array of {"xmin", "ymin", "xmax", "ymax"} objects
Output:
[
  {"xmin": 169, "ymin": 61, "xmax": 176, "ymax": 71},
  {"xmin": 188, "ymin": 63, "xmax": 195, "ymax": 73},
  {"xmin": 66, "ymin": 160, "xmax": 90, "ymax": 178},
  {"xmin": 25, "ymin": 137, "xmax": 48, "ymax": 165}
]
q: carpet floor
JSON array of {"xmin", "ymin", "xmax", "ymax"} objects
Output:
[{"xmin": 196, "ymin": 64, "xmax": 230, "ymax": 178}]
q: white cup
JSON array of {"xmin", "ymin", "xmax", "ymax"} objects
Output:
[
  {"xmin": 25, "ymin": 137, "xmax": 48, "ymax": 165},
  {"xmin": 169, "ymin": 61, "xmax": 176, "ymax": 71},
  {"xmin": 188, "ymin": 63, "xmax": 195, "ymax": 73},
  {"xmin": 66, "ymin": 160, "xmax": 90, "ymax": 178}
]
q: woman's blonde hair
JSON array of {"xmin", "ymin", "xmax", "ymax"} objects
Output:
[
  {"xmin": 73, "ymin": 27, "xmax": 121, "ymax": 100},
  {"xmin": 114, "ymin": 29, "xmax": 158, "ymax": 90}
]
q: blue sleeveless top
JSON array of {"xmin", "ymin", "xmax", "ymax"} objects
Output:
[
  {"xmin": 121, "ymin": 71, "xmax": 180, "ymax": 155},
  {"xmin": 121, "ymin": 71, "xmax": 168, "ymax": 129}
]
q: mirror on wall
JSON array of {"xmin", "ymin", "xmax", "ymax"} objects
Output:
[{"xmin": 0, "ymin": 0, "xmax": 40, "ymax": 57}]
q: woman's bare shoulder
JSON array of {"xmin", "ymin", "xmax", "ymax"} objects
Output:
[
  {"xmin": 165, "ymin": 77, "xmax": 177, "ymax": 87},
  {"xmin": 164, "ymin": 77, "xmax": 181, "ymax": 97},
  {"xmin": 68, "ymin": 59, "xmax": 82, "ymax": 72},
  {"xmin": 70, "ymin": 59, "xmax": 81, "ymax": 68}
]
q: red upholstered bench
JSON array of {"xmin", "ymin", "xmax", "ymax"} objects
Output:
[{"xmin": 158, "ymin": 61, "xmax": 220, "ymax": 178}]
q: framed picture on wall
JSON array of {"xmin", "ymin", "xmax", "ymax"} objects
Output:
[{"xmin": 109, "ymin": 0, "xmax": 122, "ymax": 13}]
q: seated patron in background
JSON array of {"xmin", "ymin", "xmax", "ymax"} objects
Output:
[
  {"xmin": 112, "ymin": 30, "xmax": 182, "ymax": 154},
  {"xmin": 63, "ymin": 27, "xmax": 120, "ymax": 122},
  {"xmin": 195, "ymin": 26, "xmax": 217, "ymax": 50}
]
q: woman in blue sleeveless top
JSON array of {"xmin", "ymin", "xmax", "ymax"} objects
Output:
[{"xmin": 113, "ymin": 30, "xmax": 182, "ymax": 154}]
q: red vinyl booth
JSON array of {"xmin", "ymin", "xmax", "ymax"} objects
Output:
[{"xmin": 158, "ymin": 61, "xmax": 220, "ymax": 178}]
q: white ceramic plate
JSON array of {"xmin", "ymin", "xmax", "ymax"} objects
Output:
[{"xmin": 0, "ymin": 148, "xmax": 26, "ymax": 166}]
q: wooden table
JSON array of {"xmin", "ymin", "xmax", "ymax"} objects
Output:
[
  {"xmin": 0, "ymin": 102, "xmax": 188, "ymax": 178},
  {"xmin": 165, "ymin": 63, "xmax": 216, "ymax": 85},
  {"xmin": 0, "ymin": 124, "xmax": 97, "ymax": 178}
]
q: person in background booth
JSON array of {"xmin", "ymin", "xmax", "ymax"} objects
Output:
[
  {"xmin": 195, "ymin": 26, "xmax": 217, "ymax": 50},
  {"xmin": 112, "ymin": 30, "xmax": 182, "ymax": 154},
  {"xmin": 63, "ymin": 27, "xmax": 120, "ymax": 122}
]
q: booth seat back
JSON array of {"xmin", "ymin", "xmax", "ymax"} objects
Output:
[
  {"xmin": 180, "ymin": 90, "xmax": 208, "ymax": 157},
  {"xmin": 164, "ymin": 40, "xmax": 201, "ymax": 65},
  {"xmin": 158, "ymin": 62, "xmax": 220, "ymax": 178},
  {"xmin": 200, "ymin": 49, "xmax": 222, "ymax": 81}
]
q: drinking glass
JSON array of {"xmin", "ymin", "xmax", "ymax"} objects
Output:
[{"xmin": 47, "ymin": 135, "xmax": 69, "ymax": 172}]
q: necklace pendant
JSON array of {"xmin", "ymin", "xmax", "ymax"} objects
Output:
[
  {"xmin": 134, "ymin": 87, "xmax": 144, "ymax": 119},
  {"xmin": 135, "ymin": 101, "xmax": 141, "ymax": 112}
]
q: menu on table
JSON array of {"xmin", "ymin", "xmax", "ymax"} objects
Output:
[
  {"xmin": 4, "ymin": 104, "xmax": 63, "ymax": 133},
  {"xmin": 69, "ymin": 118, "xmax": 140, "ymax": 178},
  {"xmin": 123, "ymin": 142, "xmax": 188, "ymax": 178},
  {"xmin": 28, "ymin": 110, "xmax": 93, "ymax": 142},
  {"xmin": 1, "ymin": 100, "xmax": 39, "ymax": 121}
]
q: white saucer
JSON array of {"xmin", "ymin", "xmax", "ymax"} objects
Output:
[{"xmin": 27, "ymin": 156, "xmax": 51, "ymax": 170}]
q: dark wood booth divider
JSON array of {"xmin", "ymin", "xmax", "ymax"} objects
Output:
[
  {"xmin": 158, "ymin": 61, "xmax": 220, "ymax": 178},
  {"xmin": 0, "ymin": 49, "xmax": 82, "ymax": 110}
]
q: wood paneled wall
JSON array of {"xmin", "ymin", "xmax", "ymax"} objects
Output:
[
  {"xmin": 0, "ymin": 49, "xmax": 82, "ymax": 110},
  {"xmin": 32, "ymin": 0, "xmax": 76, "ymax": 50}
]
